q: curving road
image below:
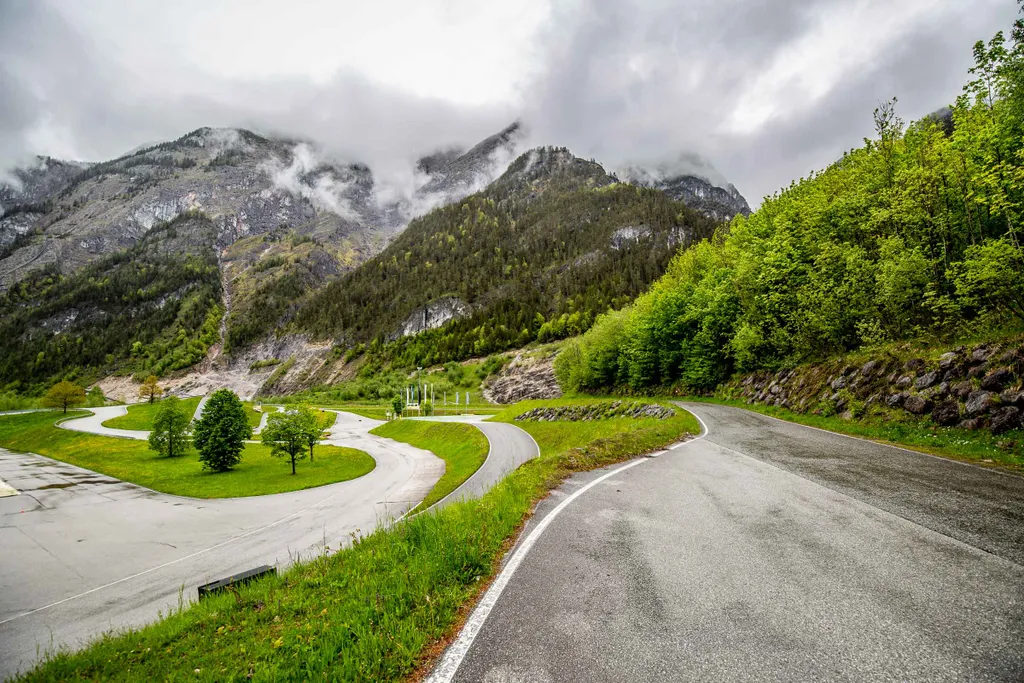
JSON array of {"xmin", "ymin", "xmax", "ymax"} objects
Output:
[
  {"xmin": 409, "ymin": 415, "xmax": 541, "ymax": 512},
  {"xmin": 0, "ymin": 410, "xmax": 445, "ymax": 679},
  {"xmin": 0, "ymin": 408, "xmax": 540, "ymax": 680},
  {"xmin": 429, "ymin": 402, "xmax": 1024, "ymax": 683}
]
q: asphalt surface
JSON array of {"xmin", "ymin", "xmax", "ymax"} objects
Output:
[
  {"xmin": 411, "ymin": 415, "xmax": 540, "ymax": 512},
  {"xmin": 0, "ymin": 410, "xmax": 444, "ymax": 680},
  {"xmin": 436, "ymin": 403, "xmax": 1024, "ymax": 683},
  {"xmin": 59, "ymin": 405, "xmax": 150, "ymax": 440}
]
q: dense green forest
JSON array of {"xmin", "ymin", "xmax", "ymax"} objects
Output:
[
  {"xmin": 0, "ymin": 213, "xmax": 222, "ymax": 392},
  {"xmin": 557, "ymin": 16, "xmax": 1024, "ymax": 394},
  {"xmin": 296, "ymin": 148, "xmax": 717, "ymax": 369}
]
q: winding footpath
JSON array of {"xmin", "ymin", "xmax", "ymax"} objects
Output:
[
  {"xmin": 428, "ymin": 403, "xmax": 1024, "ymax": 683},
  {"xmin": 0, "ymin": 407, "xmax": 538, "ymax": 680}
]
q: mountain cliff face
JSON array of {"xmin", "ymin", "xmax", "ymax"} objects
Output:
[
  {"xmin": 621, "ymin": 156, "xmax": 751, "ymax": 221},
  {"xmin": 0, "ymin": 124, "xmax": 748, "ymax": 393}
]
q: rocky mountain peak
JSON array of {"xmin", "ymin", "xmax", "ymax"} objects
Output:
[{"xmin": 621, "ymin": 154, "xmax": 750, "ymax": 221}]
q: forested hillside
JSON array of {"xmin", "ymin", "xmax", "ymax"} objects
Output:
[
  {"xmin": 295, "ymin": 147, "xmax": 717, "ymax": 369},
  {"xmin": 0, "ymin": 213, "xmax": 222, "ymax": 392},
  {"xmin": 557, "ymin": 20, "xmax": 1024, "ymax": 394}
]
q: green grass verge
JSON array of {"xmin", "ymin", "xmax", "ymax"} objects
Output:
[
  {"xmin": 683, "ymin": 396, "xmax": 1024, "ymax": 471},
  {"xmin": 370, "ymin": 420, "xmax": 489, "ymax": 512},
  {"xmin": 16, "ymin": 399, "xmax": 697, "ymax": 682},
  {"xmin": 0, "ymin": 411, "xmax": 375, "ymax": 498},
  {"xmin": 101, "ymin": 396, "xmax": 203, "ymax": 430},
  {"xmin": 244, "ymin": 402, "xmax": 264, "ymax": 428}
]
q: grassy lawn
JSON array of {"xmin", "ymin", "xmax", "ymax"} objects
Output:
[
  {"xmin": 16, "ymin": 399, "xmax": 698, "ymax": 682},
  {"xmin": 244, "ymin": 402, "xmax": 264, "ymax": 428},
  {"xmin": 682, "ymin": 396, "xmax": 1024, "ymax": 471},
  {"xmin": 0, "ymin": 411, "xmax": 375, "ymax": 498},
  {"xmin": 370, "ymin": 420, "xmax": 489, "ymax": 512},
  {"xmin": 101, "ymin": 396, "xmax": 203, "ymax": 430}
]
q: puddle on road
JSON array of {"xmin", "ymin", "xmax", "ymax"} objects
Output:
[{"xmin": 35, "ymin": 482, "xmax": 77, "ymax": 490}]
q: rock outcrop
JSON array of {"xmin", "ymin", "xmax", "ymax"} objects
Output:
[
  {"xmin": 393, "ymin": 297, "xmax": 471, "ymax": 339},
  {"xmin": 515, "ymin": 401, "xmax": 675, "ymax": 422},
  {"xmin": 483, "ymin": 351, "xmax": 562, "ymax": 404},
  {"xmin": 721, "ymin": 340, "xmax": 1024, "ymax": 439}
]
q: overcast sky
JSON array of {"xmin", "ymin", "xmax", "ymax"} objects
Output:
[{"xmin": 0, "ymin": 0, "xmax": 1017, "ymax": 204}]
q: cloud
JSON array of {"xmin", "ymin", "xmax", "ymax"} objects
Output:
[
  {"xmin": 520, "ymin": 0, "xmax": 1017, "ymax": 204},
  {"xmin": 0, "ymin": 0, "xmax": 1018, "ymax": 208},
  {"xmin": 262, "ymin": 143, "xmax": 360, "ymax": 221}
]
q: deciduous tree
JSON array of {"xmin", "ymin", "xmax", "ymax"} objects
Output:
[
  {"xmin": 193, "ymin": 389, "xmax": 251, "ymax": 472},
  {"xmin": 42, "ymin": 381, "xmax": 86, "ymax": 414},
  {"xmin": 139, "ymin": 375, "xmax": 163, "ymax": 404},
  {"xmin": 261, "ymin": 410, "xmax": 307, "ymax": 475},
  {"xmin": 148, "ymin": 396, "xmax": 191, "ymax": 458}
]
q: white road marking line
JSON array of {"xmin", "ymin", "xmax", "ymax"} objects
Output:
[{"xmin": 426, "ymin": 412, "xmax": 707, "ymax": 683}]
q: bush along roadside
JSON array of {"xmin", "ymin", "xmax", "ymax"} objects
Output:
[{"xmin": 16, "ymin": 400, "xmax": 698, "ymax": 682}]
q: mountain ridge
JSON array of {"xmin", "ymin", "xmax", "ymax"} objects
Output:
[{"xmin": 0, "ymin": 124, "xmax": 747, "ymax": 395}]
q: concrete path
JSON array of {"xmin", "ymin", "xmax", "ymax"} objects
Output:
[
  {"xmin": 0, "ymin": 410, "xmax": 444, "ymax": 680},
  {"xmin": 252, "ymin": 405, "xmax": 284, "ymax": 436},
  {"xmin": 418, "ymin": 418, "xmax": 540, "ymax": 513},
  {"xmin": 428, "ymin": 403, "xmax": 1024, "ymax": 683},
  {"xmin": 57, "ymin": 405, "xmax": 149, "ymax": 440}
]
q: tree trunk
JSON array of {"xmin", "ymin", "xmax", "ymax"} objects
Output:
[
  {"xmin": 291, "ymin": 455, "xmax": 296, "ymax": 475},
  {"xmin": 309, "ymin": 444, "xmax": 314, "ymax": 462}
]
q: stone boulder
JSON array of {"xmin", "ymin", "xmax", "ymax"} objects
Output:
[
  {"xmin": 895, "ymin": 375, "xmax": 913, "ymax": 389},
  {"xmin": 958, "ymin": 418, "xmax": 986, "ymax": 431},
  {"xmin": 968, "ymin": 364, "xmax": 989, "ymax": 379},
  {"xmin": 886, "ymin": 392, "xmax": 908, "ymax": 408},
  {"xmin": 990, "ymin": 406, "xmax": 1022, "ymax": 435},
  {"xmin": 980, "ymin": 368, "xmax": 1013, "ymax": 392},
  {"xmin": 952, "ymin": 381, "xmax": 973, "ymax": 400},
  {"xmin": 1000, "ymin": 390, "xmax": 1024, "ymax": 407},
  {"xmin": 931, "ymin": 400, "xmax": 961, "ymax": 426},
  {"xmin": 965, "ymin": 390, "xmax": 994, "ymax": 417},
  {"xmin": 904, "ymin": 395, "xmax": 933, "ymax": 415},
  {"xmin": 938, "ymin": 352, "xmax": 958, "ymax": 371},
  {"xmin": 914, "ymin": 371, "xmax": 940, "ymax": 390},
  {"xmin": 904, "ymin": 358, "xmax": 926, "ymax": 372}
]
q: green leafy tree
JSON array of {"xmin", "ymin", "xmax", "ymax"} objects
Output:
[
  {"xmin": 139, "ymin": 375, "xmax": 163, "ymax": 404},
  {"xmin": 148, "ymin": 396, "xmax": 192, "ymax": 458},
  {"xmin": 297, "ymin": 405, "xmax": 327, "ymax": 462},
  {"xmin": 392, "ymin": 393, "xmax": 405, "ymax": 418},
  {"xmin": 261, "ymin": 410, "xmax": 307, "ymax": 475},
  {"xmin": 42, "ymin": 381, "xmax": 86, "ymax": 414},
  {"xmin": 557, "ymin": 6, "xmax": 1024, "ymax": 394},
  {"xmin": 193, "ymin": 389, "xmax": 251, "ymax": 472}
]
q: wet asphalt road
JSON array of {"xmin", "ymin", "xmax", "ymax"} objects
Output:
[
  {"xmin": 0, "ymin": 411, "xmax": 445, "ymax": 680},
  {"xmin": 440, "ymin": 403, "xmax": 1024, "ymax": 683},
  {"xmin": 0, "ymin": 410, "xmax": 540, "ymax": 680}
]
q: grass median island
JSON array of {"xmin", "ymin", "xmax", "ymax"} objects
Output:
[
  {"xmin": 101, "ymin": 396, "xmax": 203, "ymax": 430},
  {"xmin": 682, "ymin": 396, "xmax": 1024, "ymax": 471},
  {"xmin": 370, "ymin": 420, "xmax": 489, "ymax": 512},
  {"xmin": 0, "ymin": 411, "xmax": 375, "ymax": 498},
  {"xmin": 16, "ymin": 399, "xmax": 697, "ymax": 682}
]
